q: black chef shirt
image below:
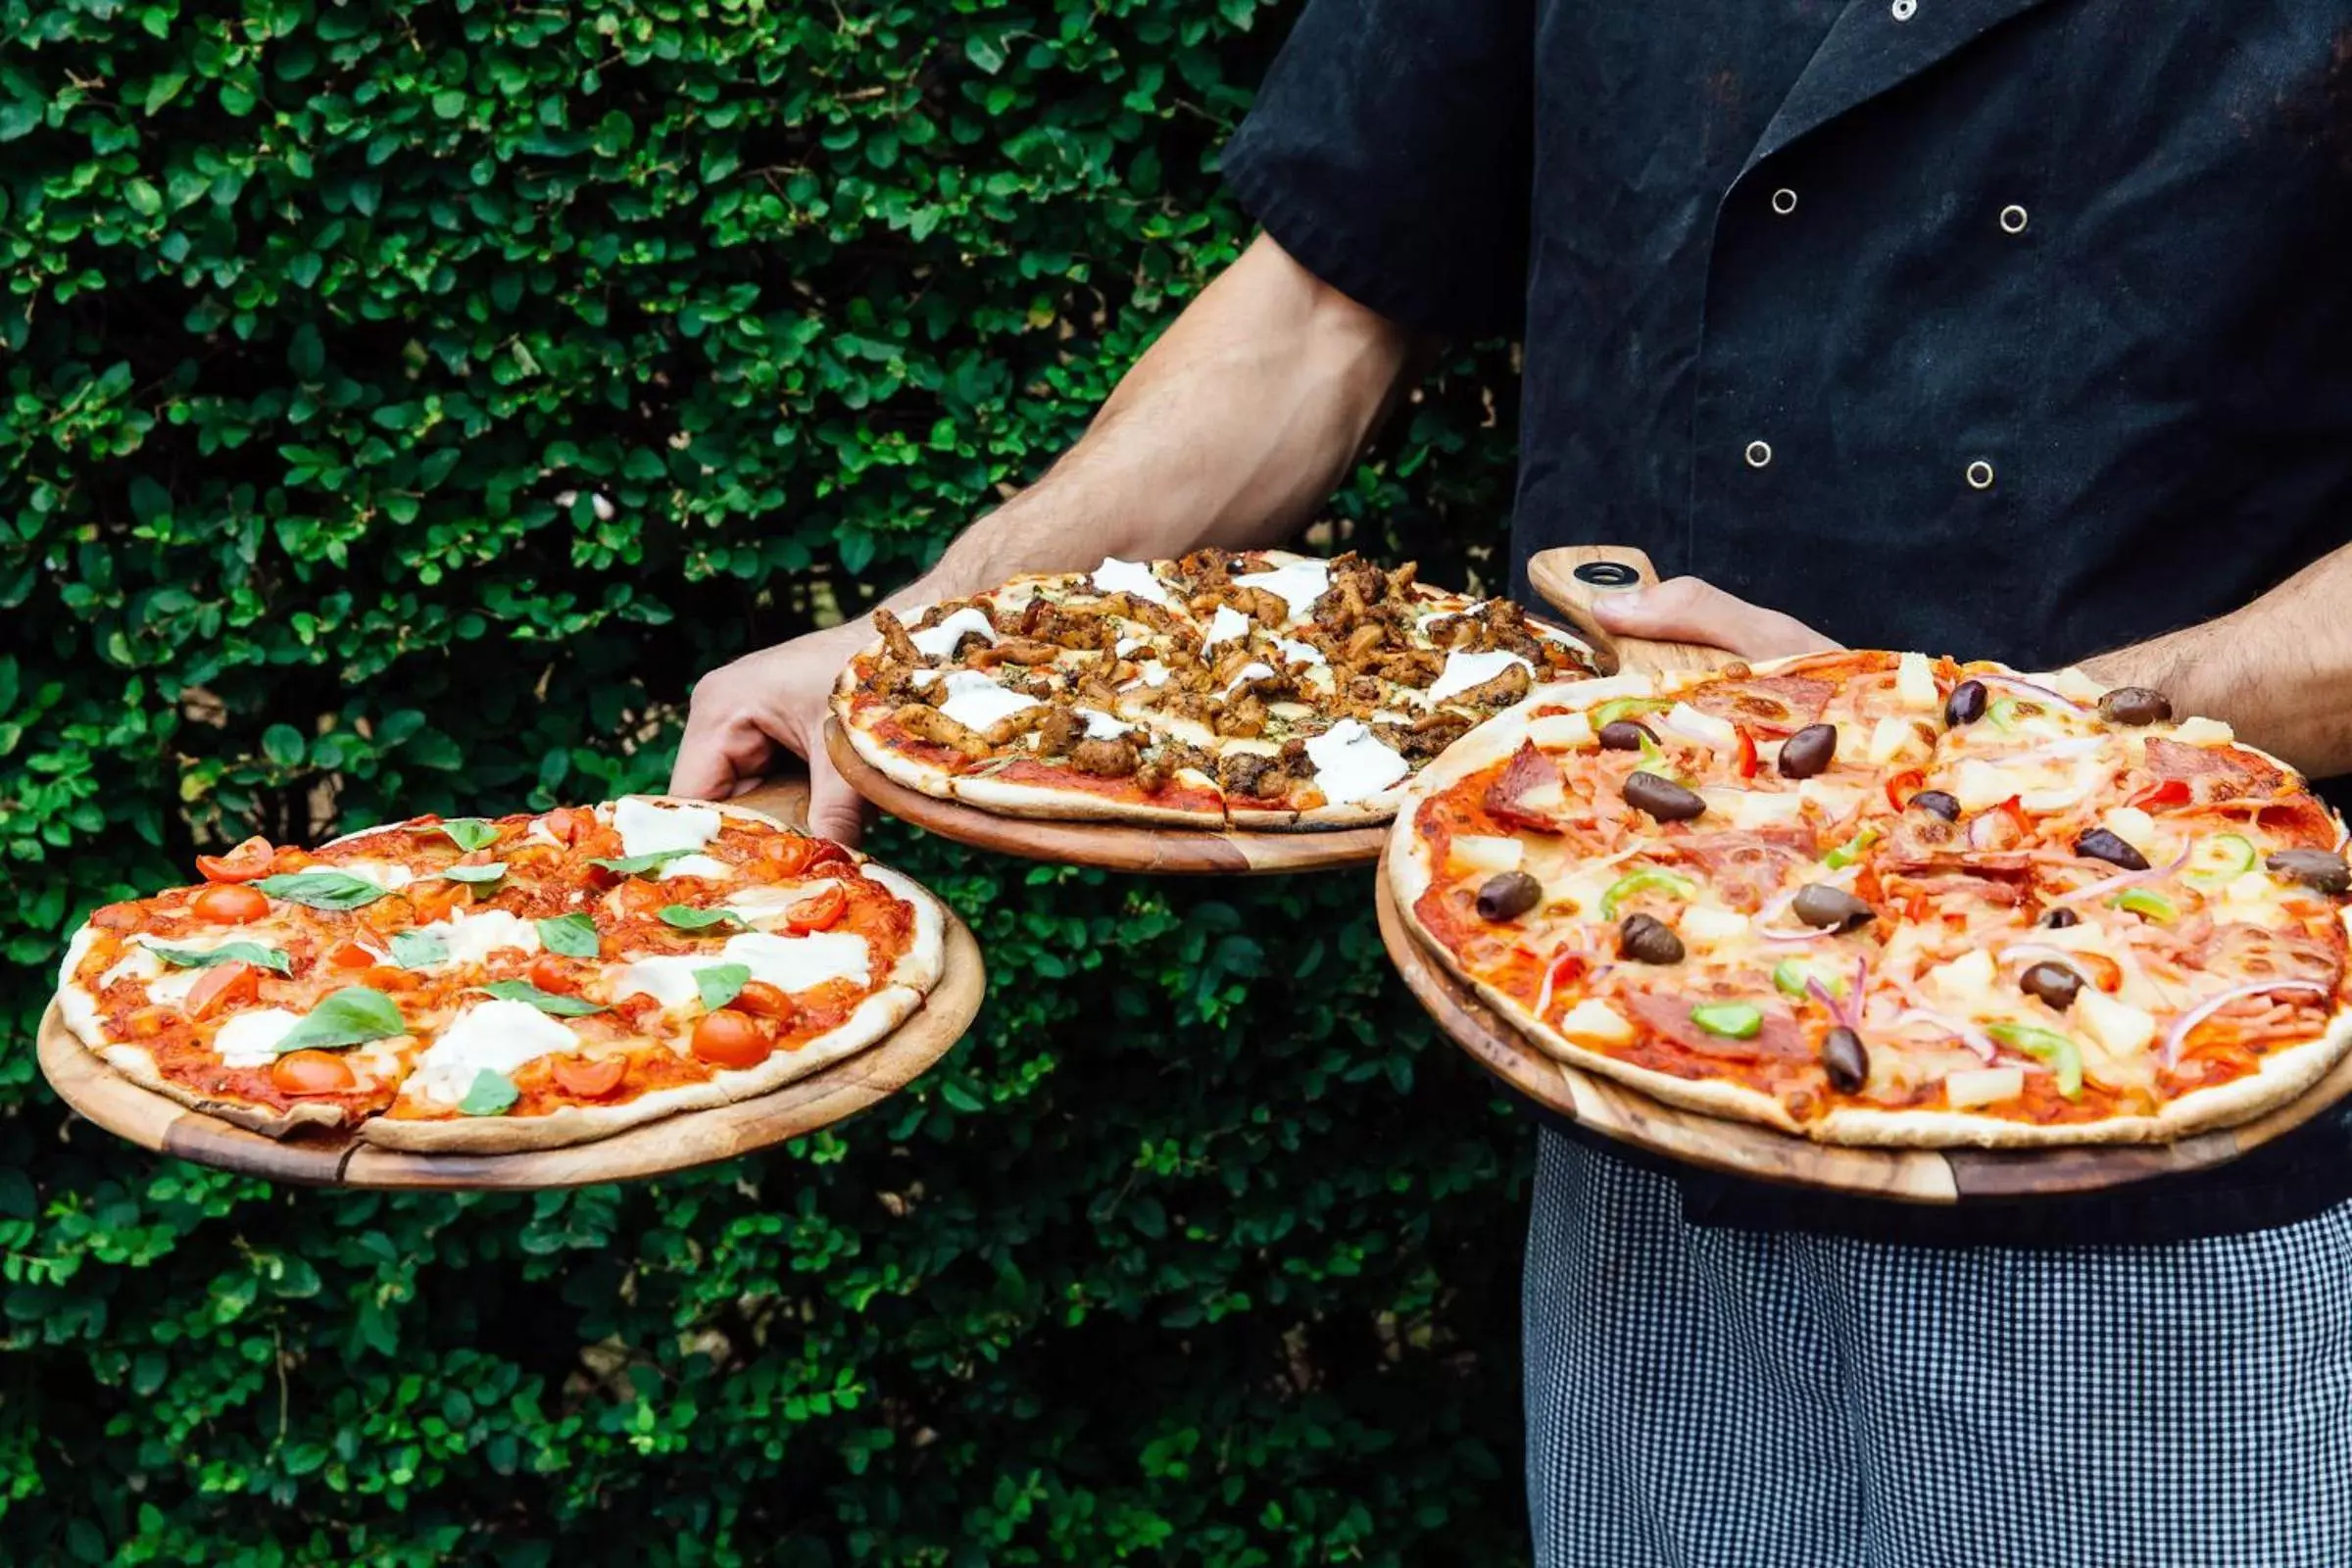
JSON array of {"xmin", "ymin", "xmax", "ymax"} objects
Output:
[{"xmin": 1221, "ymin": 0, "xmax": 2352, "ymax": 1245}]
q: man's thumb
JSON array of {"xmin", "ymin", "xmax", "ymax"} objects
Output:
[{"xmin": 806, "ymin": 765, "xmax": 871, "ymax": 848}]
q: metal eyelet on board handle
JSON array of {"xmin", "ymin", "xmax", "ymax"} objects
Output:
[{"xmin": 1573, "ymin": 562, "xmax": 1642, "ymax": 589}]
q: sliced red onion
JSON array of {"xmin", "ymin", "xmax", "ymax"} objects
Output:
[
  {"xmin": 2055, "ymin": 845, "xmax": 2192, "ymax": 906},
  {"xmin": 1966, "ymin": 811, "xmax": 2007, "ymax": 851},
  {"xmin": 2160, "ymin": 980, "xmax": 2331, "ymax": 1069},
  {"xmin": 1889, "ymin": 1007, "xmax": 1998, "ymax": 1063},
  {"xmin": 1806, "ymin": 977, "xmax": 1860, "ymax": 1033},
  {"xmin": 1996, "ymin": 942, "xmax": 2082, "ymax": 970},
  {"xmin": 1657, "ymin": 705, "xmax": 1732, "ymax": 751},
  {"xmin": 1979, "ymin": 672, "xmax": 2091, "ymax": 714}
]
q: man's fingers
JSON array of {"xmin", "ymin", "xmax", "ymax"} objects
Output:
[
  {"xmin": 805, "ymin": 761, "xmax": 870, "ymax": 847},
  {"xmin": 1592, "ymin": 576, "xmax": 1840, "ymax": 661}
]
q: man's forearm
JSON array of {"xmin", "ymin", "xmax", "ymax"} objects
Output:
[
  {"xmin": 881, "ymin": 233, "xmax": 1419, "ymax": 613},
  {"xmin": 2083, "ymin": 543, "xmax": 2352, "ymax": 776}
]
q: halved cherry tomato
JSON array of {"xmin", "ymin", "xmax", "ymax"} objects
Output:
[
  {"xmin": 691, "ymin": 1009, "xmax": 774, "ymax": 1069},
  {"xmin": 785, "ymin": 885, "xmax": 849, "ymax": 934},
  {"xmin": 1885, "ymin": 769, "xmax": 1926, "ymax": 811},
  {"xmin": 2130, "ymin": 779, "xmax": 2191, "ymax": 809},
  {"xmin": 193, "ymin": 884, "xmax": 271, "ymax": 924},
  {"xmin": 732, "ymin": 980, "xmax": 798, "ymax": 1023},
  {"xmin": 1733, "ymin": 726, "xmax": 1760, "ymax": 781},
  {"xmin": 543, "ymin": 807, "xmax": 594, "ymax": 846},
  {"xmin": 551, "ymin": 1055, "xmax": 628, "ymax": 1099},
  {"xmin": 528, "ymin": 954, "xmax": 579, "ymax": 994},
  {"xmin": 804, "ymin": 840, "xmax": 854, "ymax": 871},
  {"xmin": 608, "ymin": 879, "xmax": 666, "ymax": 917},
  {"xmin": 186, "ymin": 961, "xmax": 262, "ymax": 1019},
  {"xmin": 92, "ymin": 903, "xmax": 145, "ymax": 930},
  {"xmin": 195, "ymin": 836, "xmax": 277, "ymax": 884},
  {"xmin": 760, "ymin": 837, "xmax": 818, "ymax": 878},
  {"xmin": 609, "ymin": 992, "xmax": 662, "ymax": 1026},
  {"xmin": 407, "ymin": 881, "xmax": 467, "ymax": 922},
  {"xmin": 328, "ymin": 940, "xmax": 379, "ymax": 969},
  {"xmin": 270, "ymin": 1051, "xmax": 357, "ymax": 1097}
]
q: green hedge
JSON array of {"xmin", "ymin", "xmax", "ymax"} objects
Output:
[{"xmin": 0, "ymin": 3, "xmax": 1533, "ymax": 1561}]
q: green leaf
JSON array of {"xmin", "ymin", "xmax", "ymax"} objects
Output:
[
  {"xmin": 660, "ymin": 905, "xmax": 744, "ymax": 932},
  {"xmin": 695, "ymin": 964, "xmax": 751, "ymax": 1011},
  {"xmin": 261, "ymin": 724, "xmax": 307, "ymax": 766},
  {"xmin": 388, "ymin": 931, "xmax": 447, "ymax": 969},
  {"xmin": 536, "ymin": 913, "xmax": 600, "ymax": 958},
  {"xmin": 965, "ymin": 33, "xmax": 1006, "ymax": 74},
  {"xmin": 590, "ymin": 849, "xmax": 690, "ymax": 876},
  {"xmin": 275, "ymin": 987, "xmax": 408, "ymax": 1054},
  {"xmin": 438, "ymin": 862, "xmax": 507, "ymax": 885},
  {"xmin": 435, "ymin": 818, "xmax": 500, "ymax": 852},
  {"xmin": 457, "ymin": 1069, "xmax": 519, "ymax": 1117},
  {"xmin": 147, "ymin": 941, "xmax": 293, "ymax": 976},
  {"xmin": 256, "ymin": 872, "xmax": 389, "ymax": 910},
  {"xmin": 475, "ymin": 979, "xmax": 606, "ymax": 1017}
]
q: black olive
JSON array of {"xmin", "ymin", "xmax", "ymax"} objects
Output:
[
  {"xmin": 2041, "ymin": 906, "xmax": 2081, "ymax": 929},
  {"xmin": 1776, "ymin": 723, "xmax": 1838, "ymax": 779},
  {"xmin": 1597, "ymin": 719, "xmax": 1655, "ymax": 752},
  {"xmin": 1623, "ymin": 770, "xmax": 1707, "ymax": 823},
  {"xmin": 2097, "ymin": 687, "xmax": 2174, "ymax": 726},
  {"xmin": 2074, "ymin": 827, "xmax": 2150, "ymax": 872},
  {"xmin": 1475, "ymin": 870, "xmax": 1544, "ymax": 922},
  {"xmin": 1909, "ymin": 789, "xmax": 1961, "ymax": 821},
  {"xmin": 1618, "ymin": 913, "xmax": 1686, "ymax": 965},
  {"xmin": 2020, "ymin": 961, "xmax": 2082, "ymax": 1011},
  {"xmin": 2267, "ymin": 849, "xmax": 2352, "ymax": 897},
  {"xmin": 1943, "ymin": 679, "xmax": 1987, "ymax": 727},
  {"xmin": 1790, "ymin": 883, "xmax": 1875, "ymax": 931},
  {"xmin": 1821, "ymin": 1027, "xmax": 1868, "ymax": 1094}
]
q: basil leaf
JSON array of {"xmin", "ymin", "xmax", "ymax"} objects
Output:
[
  {"xmin": 695, "ymin": 963, "xmax": 751, "ymax": 1011},
  {"xmin": 474, "ymin": 979, "xmax": 607, "ymax": 1017},
  {"xmin": 387, "ymin": 930, "xmax": 447, "ymax": 969},
  {"xmin": 274, "ymin": 987, "xmax": 408, "ymax": 1054},
  {"xmin": 439, "ymin": 861, "xmax": 507, "ymax": 885},
  {"xmin": 457, "ymin": 1068, "xmax": 519, "ymax": 1117},
  {"xmin": 536, "ymin": 913, "xmax": 600, "ymax": 958},
  {"xmin": 435, "ymin": 818, "xmax": 500, "ymax": 853},
  {"xmin": 589, "ymin": 848, "xmax": 691, "ymax": 876},
  {"xmin": 147, "ymin": 941, "xmax": 292, "ymax": 976},
  {"xmin": 255, "ymin": 871, "xmax": 389, "ymax": 910},
  {"xmin": 659, "ymin": 905, "xmax": 744, "ymax": 932}
]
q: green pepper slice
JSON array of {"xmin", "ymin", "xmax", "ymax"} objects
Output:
[
  {"xmin": 2110, "ymin": 887, "xmax": 2177, "ymax": 922},
  {"xmin": 1690, "ymin": 1002, "xmax": 1764, "ymax": 1040},
  {"xmin": 2185, "ymin": 833, "xmax": 2257, "ymax": 886},
  {"xmin": 1822, "ymin": 825, "xmax": 1882, "ymax": 870},
  {"xmin": 1772, "ymin": 959, "xmax": 1845, "ymax": 1000},
  {"xmin": 1987, "ymin": 1022, "xmax": 2085, "ymax": 1099},
  {"xmin": 1985, "ymin": 696, "xmax": 2022, "ymax": 732},
  {"xmin": 1599, "ymin": 868, "xmax": 1696, "ymax": 920},
  {"xmin": 1592, "ymin": 696, "xmax": 1672, "ymax": 729}
]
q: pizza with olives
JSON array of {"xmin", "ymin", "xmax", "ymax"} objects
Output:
[
  {"xmin": 1390, "ymin": 650, "xmax": 2352, "ymax": 1147},
  {"xmin": 831, "ymin": 549, "xmax": 1598, "ymax": 829},
  {"xmin": 54, "ymin": 796, "xmax": 948, "ymax": 1152}
]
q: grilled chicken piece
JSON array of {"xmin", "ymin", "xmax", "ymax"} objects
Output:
[
  {"xmin": 890, "ymin": 703, "xmax": 991, "ymax": 759},
  {"xmin": 1444, "ymin": 662, "xmax": 1533, "ymax": 710},
  {"xmin": 1071, "ymin": 737, "xmax": 1141, "ymax": 777},
  {"xmin": 1034, "ymin": 707, "xmax": 1084, "ymax": 757},
  {"xmin": 872, "ymin": 608, "xmax": 924, "ymax": 665}
]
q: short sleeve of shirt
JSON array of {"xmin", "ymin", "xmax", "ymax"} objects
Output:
[{"xmin": 1218, "ymin": 0, "xmax": 1536, "ymax": 338}]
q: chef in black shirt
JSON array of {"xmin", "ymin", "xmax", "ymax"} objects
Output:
[{"xmin": 676, "ymin": 2, "xmax": 2352, "ymax": 1560}]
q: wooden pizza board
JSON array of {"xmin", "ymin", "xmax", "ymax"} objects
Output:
[
  {"xmin": 1377, "ymin": 542, "xmax": 2352, "ymax": 1200},
  {"xmin": 33, "ymin": 778, "xmax": 988, "ymax": 1191},
  {"xmin": 825, "ymin": 717, "xmax": 1389, "ymax": 874}
]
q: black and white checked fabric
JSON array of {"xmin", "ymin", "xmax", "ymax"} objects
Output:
[{"xmin": 1523, "ymin": 1130, "xmax": 2352, "ymax": 1567}]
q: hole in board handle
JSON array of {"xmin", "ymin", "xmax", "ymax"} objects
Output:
[{"xmin": 1573, "ymin": 562, "xmax": 1642, "ymax": 588}]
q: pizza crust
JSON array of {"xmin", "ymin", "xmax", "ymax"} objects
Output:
[{"xmin": 950, "ymin": 770, "xmax": 1226, "ymax": 828}]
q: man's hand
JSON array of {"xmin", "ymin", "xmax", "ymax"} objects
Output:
[
  {"xmin": 670, "ymin": 621, "xmax": 873, "ymax": 843},
  {"xmin": 1592, "ymin": 576, "xmax": 1841, "ymax": 662}
]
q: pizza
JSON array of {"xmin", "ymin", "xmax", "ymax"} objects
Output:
[
  {"xmin": 1390, "ymin": 650, "xmax": 2352, "ymax": 1147},
  {"xmin": 831, "ymin": 549, "xmax": 1598, "ymax": 830},
  {"xmin": 54, "ymin": 796, "xmax": 948, "ymax": 1152}
]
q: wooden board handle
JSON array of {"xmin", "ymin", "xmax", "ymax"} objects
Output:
[
  {"xmin": 728, "ymin": 769, "xmax": 812, "ymax": 832},
  {"xmin": 1526, "ymin": 545, "xmax": 1734, "ymax": 678}
]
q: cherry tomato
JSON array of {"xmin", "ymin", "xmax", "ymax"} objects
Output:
[
  {"xmin": 804, "ymin": 840, "xmax": 854, "ymax": 871},
  {"xmin": 528, "ymin": 954, "xmax": 578, "ymax": 994},
  {"xmin": 691, "ymin": 1009, "xmax": 774, "ymax": 1069},
  {"xmin": 609, "ymin": 992, "xmax": 662, "ymax": 1026},
  {"xmin": 186, "ymin": 961, "xmax": 262, "ymax": 1019},
  {"xmin": 760, "ymin": 837, "xmax": 818, "ymax": 878},
  {"xmin": 731, "ymin": 980, "xmax": 798, "ymax": 1022},
  {"xmin": 784, "ymin": 885, "xmax": 849, "ymax": 934},
  {"xmin": 193, "ymin": 884, "xmax": 271, "ymax": 924},
  {"xmin": 543, "ymin": 808, "xmax": 593, "ymax": 845},
  {"xmin": 92, "ymin": 902, "xmax": 145, "ymax": 930},
  {"xmin": 270, "ymin": 1051, "xmax": 357, "ymax": 1096},
  {"xmin": 195, "ymin": 836, "xmax": 277, "ymax": 883},
  {"xmin": 550, "ymin": 1056, "xmax": 628, "ymax": 1099},
  {"xmin": 2130, "ymin": 778, "xmax": 2192, "ymax": 809},
  {"xmin": 407, "ymin": 882, "xmax": 467, "ymax": 922},
  {"xmin": 328, "ymin": 940, "xmax": 379, "ymax": 969}
]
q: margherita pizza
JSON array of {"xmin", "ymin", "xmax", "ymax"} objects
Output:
[
  {"xmin": 832, "ymin": 550, "xmax": 1597, "ymax": 829},
  {"xmin": 55, "ymin": 796, "xmax": 947, "ymax": 1152},
  {"xmin": 1391, "ymin": 651, "xmax": 2352, "ymax": 1147}
]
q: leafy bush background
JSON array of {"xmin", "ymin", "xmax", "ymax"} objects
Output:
[{"xmin": 0, "ymin": 2, "xmax": 1534, "ymax": 1561}]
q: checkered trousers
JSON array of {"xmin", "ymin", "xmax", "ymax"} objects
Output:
[{"xmin": 1523, "ymin": 1131, "xmax": 2352, "ymax": 1568}]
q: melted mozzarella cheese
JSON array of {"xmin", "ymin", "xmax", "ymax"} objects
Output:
[
  {"xmin": 410, "ymin": 1001, "xmax": 580, "ymax": 1105},
  {"xmin": 909, "ymin": 608, "xmax": 998, "ymax": 660},
  {"xmin": 333, "ymin": 859, "xmax": 416, "ymax": 892},
  {"xmin": 1415, "ymin": 600, "xmax": 1487, "ymax": 636},
  {"xmin": 1224, "ymin": 661, "xmax": 1277, "ymax": 696},
  {"xmin": 655, "ymin": 854, "xmax": 736, "ymax": 881},
  {"xmin": 415, "ymin": 908, "xmax": 541, "ymax": 966},
  {"xmin": 1302, "ymin": 720, "xmax": 1408, "ymax": 806},
  {"xmin": 99, "ymin": 946, "xmax": 166, "ymax": 989},
  {"xmin": 1200, "ymin": 605, "xmax": 1251, "ymax": 650},
  {"xmin": 1428, "ymin": 650, "xmax": 1534, "ymax": 705},
  {"xmin": 614, "ymin": 797, "xmax": 722, "ymax": 859},
  {"xmin": 936, "ymin": 669, "xmax": 1042, "ymax": 731},
  {"xmin": 215, "ymin": 1008, "xmax": 305, "ymax": 1068},
  {"xmin": 1114, "ymin": 636, "xmax": 1145, "ymax": 658},
  {"xmin": 613, "ymin": 931, "xmax": 872, "ymax": 1011},
  {"xmin": 1275, "ymin": 637, "xmax": 1326, "ymax": 667},
  {"xmin": 1231, "ymin": 559, "xmax": 1330, "ymax": 622},
  {"xmin": 1090, "ymin": 557, "xmax": 1176, "ymax": 608},
  {"xmin": 1126, "ymin": 661, "xmax": 1173, "ymax": 690},
  {"xmin": 1076, "ymin": 709, "xmax": 1132, "ymax": 740}
]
